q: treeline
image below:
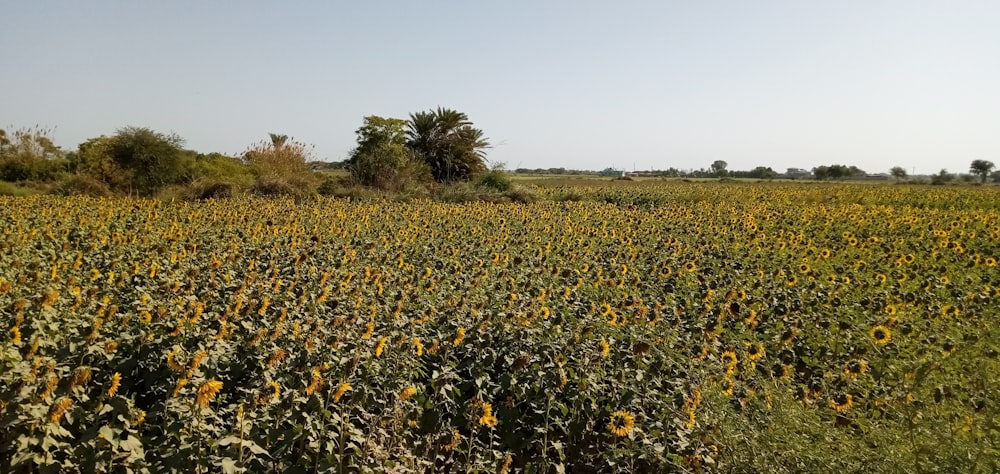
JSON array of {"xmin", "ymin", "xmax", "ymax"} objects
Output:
[
  {"xmin": 0, "ymin": 126, "xmax": 324, "ymax": 199},
  {"xmin": 0, "ymin": 107, "xmax": 517, "ymax": 200}
]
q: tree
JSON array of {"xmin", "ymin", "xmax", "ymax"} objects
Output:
[
  {"xmin": 931, "ymin": 169, "xmax": 954, "ymax": 185},
  {"xmin": 0, "ymin": 126, "xmax": 66, "ymax": 182},
  {"xmin": 107, "ymin": 127, "xmax": 191, "ymax": 195},
  {"xmin": 890, "ymin": 166, "xmax": 907, "ymax": 181},
  {"xmin": 347, "ymin": 116, "xmax": 428, "ymax": 190},
  {"xmin": 969, "ymin": 160, "xmax": 995, "ymax": 183},
  {"xmin": 710, "ymin": 160, "xmax": 728, "ymax": 177},
  {"xmin": 747, "ymin": 166, "xmax": 777, "ymax": 179},
  {"xmin": 406, "ymin": 107, "xmax": 490, "ymax": 182}
]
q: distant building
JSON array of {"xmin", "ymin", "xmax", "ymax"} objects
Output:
[
  {"xmin": 784, "ymin": 168, "xmax": 811, "ymax": 179},
  {"xmin": 600, "ymin": 167, "xmax": 625, "ymax": 177}
]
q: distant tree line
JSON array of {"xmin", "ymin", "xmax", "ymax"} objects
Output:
[{"xmin": 1, "ymin": 118, "xmax": 998, "ymax": 199}]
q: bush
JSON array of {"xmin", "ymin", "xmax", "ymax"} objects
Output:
[
  {"xmin": 55, "ymin": 175, "xmax": 113, "ymax": 197},
  {"xmin": 0, "ymin": 180, "xmax": 37, "ymax": 196},
  {"xmin": 183, "ymin": 179, "xmax": 238, "ymax": 200},
  {"xmin": 476, "ymin": 168, "xmax": 512, "ymax": 192}
]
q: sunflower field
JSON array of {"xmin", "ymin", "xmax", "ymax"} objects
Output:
[{"xmin": 1, "ymin": 181, "xmax": 999, "ymax": 473}]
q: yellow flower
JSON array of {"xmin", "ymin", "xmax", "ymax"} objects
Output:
[
  {"xmin": 48, "ymin": 397, "xmax": 74, "ymax": 423},
  {"xmin": 608, "ymin": 410, "xmax": 635, "ymax": 437},
  {"xmin": 270, "ymin": 381, "xmax": 281, "ymax": 399},
  {"xmin": 870, "ymin": 325, "xmax": 892, "ymax": 345},
  {"xmin": 600, "ymin": 339, "xmax": 611, "ymax": 358},
  {"xmin": 375, "ymin": 336, "xmax": 388, "ymax": 357},
  {"xmin": 196, "ymin": 380, "xmax": 223, "ymax": 407},
  {"xmin": 479, "ymin": 402, "xmax": 498, "ymax": 428},
  {"xmin": 9, "ymin": 326, "xmax": 20, "ymax": 345},
  {"xmin": 453, "ymin": 327, "xmax": 466, "ymax": 346},
  {"xmin": 305, "ymin": 368, "xmax": 323, "ymax": 395},
  {"xmin": 413, "ymin": 337, "xmax": 424, "ymax": 356},
  {"xmin": 333, "ymin": 382, "xmax": 352, "ymax": 402},
  {"xmin": 830, "ymin": 393, "xmax": 853, "ymax": 412},
  {"xmin": 107, "ymin": 372, "xmax": 122, "ymax": 397},
  {"xmin": 400, "ymin": 386, "xmax": 417, "ymax": 401}
]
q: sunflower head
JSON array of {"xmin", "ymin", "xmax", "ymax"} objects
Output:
[
  {"xmin": 608, "ymin": 410, "xmax": 635, "ymax": 437},
  {"xmin": 870, "ymin": 325, "xmax": 892, "ymax": 345}
]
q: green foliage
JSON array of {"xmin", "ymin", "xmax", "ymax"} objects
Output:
[
  {"xmin": 242, "ymin": 134, "xmax": 318, "ymax": 195},
  {"xmin": 890, "ymin": 166, "xmax": 908, "ymax": 180},
  {"xmin": 0, "ymin": 126, "xmax": 67, "ymax": 182},
  {"xmin": 106, "ymin": 127, "xmax": 192, "ymax": 195},
  {"xmin": 475, "ymin": 165, "xmax": 512, "ymax": 193},
  {"xmin": 347, "ymin": 116, "xmax": 430, "ymax": 191},
  {"xmin": 1, "ymin": 184, "xmax": 1000, "ymax": 472},
  {"xmin": 191, "ymin": 153, "xmax": 254, "ymax": 187},
  {"xmin": 970, "ymin": 160, "xmax": 995, "ymax": 183},
  {"xmin": 407, "ymin": 107, "xmax": 490, "ymax": 182},
  {"xmin": 710, "ymin": 160, "xmax": 728, "ymax": 177},
  {"xmin": 813, "ymin": 164, "xmax": 866, "ymax": 180},
  {"xmin": 931, "ymin": 169, "xmax": 954, "ymax": 185}
]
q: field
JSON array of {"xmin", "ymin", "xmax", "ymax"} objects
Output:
[{"xmin": 1, "ymin": 181, "xmax": 999, "ymax": 473}]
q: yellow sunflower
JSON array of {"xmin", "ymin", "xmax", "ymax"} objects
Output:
[
  {"xmin": 870, "ymin": 325, "xmax": 892, "ymax": 345},
  {"xmin": 608, "ymin": 410, "xmax": 635, "ymax": 437}
]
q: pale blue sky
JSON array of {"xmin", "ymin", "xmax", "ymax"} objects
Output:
[{"xmin": 2, "ymin": 1, "xmax": 998, "ymax": 174}]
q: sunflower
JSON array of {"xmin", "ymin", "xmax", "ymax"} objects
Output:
[
  {"xmin": 608, "ymin": 410, "xmax": 635, "ymax": 437},
  {"xmin": 720, "ymin": 377, "xmax": 735, "ymax": 396},
  {"xmin": 195, "ymin": 380, "xmax": 223, "ymax": 407},
  {"xmin": 721, "ymin": 350, "xmax": 738, "ymax": 374},
  {"xmin": 107, "ymin": 372, "xmax": 122, "ymax": 397},
  {"xmin": 986, "ymin": 257, "xmax": 997, "ymax": 267},
  {"xmin": 844, "ymin": 359, "xmax": 868, "ymax": 379},
  {"xmin": 400, "ymin": 386, "xmax": 417, "ymax": 401},
  {"xmin": 479, "ymin": 402, "xmax": 499, "ymax": 428},
  {"xmin": 685, "ymin": 261, "xmax": 697, "ymax": 272},
  {"xmin": 333, "ymin": 382, "xmax": 352, "ymax": 402},
  {"xmin": 746, "ymin": 343, "xmax": 765, "ymax": 362},
  {"xmin": 830, "ymin": 393, "xmax": 853, "ymax": 412},
  {"xmin": 870, "ymin": 325, "xmax": 892, "ymax": 345}
]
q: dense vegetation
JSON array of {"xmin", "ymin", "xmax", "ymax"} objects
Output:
[{"xmin": 2, "ymin": 181, "xmax": 998, "ymax": 472}]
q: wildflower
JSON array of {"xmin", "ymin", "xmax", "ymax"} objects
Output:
[
  {"xmin": 608, "ymin": 410, "xmax": 635, "ymax": 437},
  {"xmin": 196, "ymin": 380, "xmax": 223, "ymax": 407},
  {"xmin": 333, "ymin": 382, "xmax": 352, "ymax": 402},
  {"xmin": 107, "ymin": 372, "xmax": 121, "ymax": 397},
  {"xmin": 400, "ymin": 386, "xmax": 417, "ymax": 401}
]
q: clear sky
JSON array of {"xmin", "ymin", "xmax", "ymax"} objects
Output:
[{"xmin": 2, "ymin": 1, "xmax": 998, "ymax": 175}]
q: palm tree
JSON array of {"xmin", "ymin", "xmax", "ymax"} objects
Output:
[
  {"xmin": 268, "ymin": 133, "xmax": 288, "ymax": 149},
  {"xmin": 406, "ymin": 108, "xmax": 489, "ymax": 182}
]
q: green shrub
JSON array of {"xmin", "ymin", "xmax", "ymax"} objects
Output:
[
  {"xmin": 55, "ymin": 175, "xmax": 113, "ymax": 197},
  {"xmin": 475, "ymin": 168, "xmax": 512, "ymax": 192}
]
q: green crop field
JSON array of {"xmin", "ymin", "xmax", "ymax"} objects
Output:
[{"xmin": 2, "ymin": 181, "xmax": 999, "ymax": 473}]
